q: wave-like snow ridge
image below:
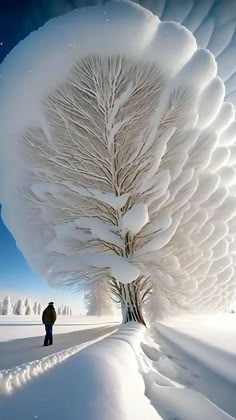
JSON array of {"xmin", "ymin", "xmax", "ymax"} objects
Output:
[{"xmin": 136, "ymin": 0, "xmax": 236, "ymax": 103}]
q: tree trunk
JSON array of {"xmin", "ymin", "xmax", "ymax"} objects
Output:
[{"xmin": 120, "ymin": 282, "xmax": 146, "ymax": 326}]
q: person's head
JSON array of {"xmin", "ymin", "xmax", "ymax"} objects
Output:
[{"xmin": 48, "ymin": 302, "xmax": 54, "ymax": 306}]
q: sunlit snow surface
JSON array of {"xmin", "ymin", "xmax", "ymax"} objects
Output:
[
  {"xmin": 1, "ymin": 1, "xmax": 236, "ymax": 318},
  {"xmin": 0, "ymin": 315, "xmax": 236, "ymax": 419}
]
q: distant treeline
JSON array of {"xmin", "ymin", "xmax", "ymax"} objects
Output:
[{"xmin": 0, "ymin": 296, "xmax": 73, "ymax": 315}]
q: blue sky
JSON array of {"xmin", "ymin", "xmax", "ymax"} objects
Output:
[{"xmin": 0, "ymin": 210, "xmax": 84, "ymax": 312}]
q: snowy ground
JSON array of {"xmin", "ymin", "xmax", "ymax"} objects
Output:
[
  {"xmin": 0, "ymin": 315, "xmax": 119, "ymax": 342},
  {"xmin": 0, "ymin": 315, "xmax": 119, "ymax": 370},
  {"xmin": 0, "ymin": 314, "xmax": 235, "ymax": 419},
  {"xmin": 151, "ymin": 314, "xmax": 236, "ymax": 419}
]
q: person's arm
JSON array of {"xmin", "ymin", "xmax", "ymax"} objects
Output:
[
  {"xmin": 42, "ymin": 309, "xmax": 45, "ymax": 324},
  {"xmin": 52, "ymin": 308, "xmax": 57, "ymax": 324}
]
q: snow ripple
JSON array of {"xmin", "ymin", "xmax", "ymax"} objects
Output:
[{"xmin": 138, "ymin": 327, "xmax": 235, "ymax": 420}]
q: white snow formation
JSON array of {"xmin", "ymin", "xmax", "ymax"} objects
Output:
[{"xmin": 0, "ymin": 1, "xmax": 236, "ymax": 318}]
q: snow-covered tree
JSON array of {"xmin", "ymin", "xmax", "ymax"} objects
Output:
[
  {"xmin": 38, "ymin": 303, "xmax": 42, "ymax": 315},
  {"xmin": 58, "ymin": 306, "xmax": 61, "ymax": 315},
  {"xmin": 25, "ymin": 299, "xmax": 33, "ymax": 315},
  {"xmin": 33, "ymin": 301, "xmax": 38, "ymax": 314},
  {"xmin": 2, "ymin": 296, "xmax": 13, "ymax": 315},
  {"xmin": 1, "ymin": 2, "xmax": 236, "ymax": 324},
  {"xmin": 62, "ymin": 306, "xmax": 67, "ymax": 316},
  {"xmin": 21, "ymin": 298, "xmax": 27, "ymax": 314},
  {"xmin": 14, "ymin": 299, "xmax": 25, "ymax": 315},
  {"xmin": 24, "ymin": 298, "xmax": 31, "ymax": 308},
  {"xmin": 85, "ymin": 281, "xmax": 114, "ymax": 316},
  {"xmin": 0, "ymin": 301, "xmax": 2, "ymax": 315},
  {"xmin": 69, "ymin": 308, "xmax": 73, "ymax": 316},
  {"xmin": 25, "ymin": 305, "xmax": 32, "ymax": 315}
]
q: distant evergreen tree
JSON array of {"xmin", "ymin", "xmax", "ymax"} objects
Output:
[
  {"xmin": 33, "ymin": 301, "xmax": 38, "ymax": 314},
  {"xmin": 2, "ymin": 296, "xmax": 13, "ymax": 315},
  {"xmin": 14, "ymin": 299, "xmax": 25, "ymax": 315},
  {"xmin": 38, "ymin": 303, "xmax": 42, "ymax": 315},
  {"xmin": 25, "ymin": 305, "xmax": 32, "ymax": 315}
]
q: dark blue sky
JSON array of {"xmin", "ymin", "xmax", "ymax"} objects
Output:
[
  {"xmin": 0, "ymin": 208, "xmax": 83, "ymax": 310},
  {"xmin": 0, "ymin": 208, "xmax": 51, "ymax": 295}
]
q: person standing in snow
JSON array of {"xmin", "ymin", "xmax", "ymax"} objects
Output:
[{"xmin": 42, "ymin": 302, "xmax": 57, "ymax": 346}]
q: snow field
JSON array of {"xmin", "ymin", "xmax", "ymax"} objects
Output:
[
  {"xmin": 156, "ymin": 315, "xmax": 236, "ymax": 384},
  {"xmin": 0, "ymin": 315, "xmax": 119, "ymax": 342},
  {"xmin": 0, "ymin": 330, "xmax": 114, "ymax": 396},
  {"xmin": 157, "ymin": 313, "xmax": 236, "ymax": 355},
  {"xmin": 139, "ymin": 327, "xmax": 235, "ymax": 420},
  {"xmin": 0, "ymin": 316, "xmax": 236, "ymax": 419},
  {"xmin": 0, "ymin": 323, "xmax": 161, "ymax": 420}
]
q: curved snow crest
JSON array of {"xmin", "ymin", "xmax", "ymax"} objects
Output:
[
  {"xmin": 0, "ymin": 1, "xmax": 236, "ymax": 316},
  {"xmin": 0, "ymin": 332, "xmax": 112, "ymax": 395},
  {"xmin": 0, "ymin": 2, "xmax": 196, "ymax": 141},
  {"xmin": 2, "ymin": 1, "xmax": 236, "ymax": 103},
  {"xmin": 135, "ymin": 0, "xmax": 236, "ymax": 105}
]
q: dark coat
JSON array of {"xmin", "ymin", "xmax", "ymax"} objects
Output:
[{"xmin": 42, "ymin": 305, "xmax": 57, "ymax": 325}]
